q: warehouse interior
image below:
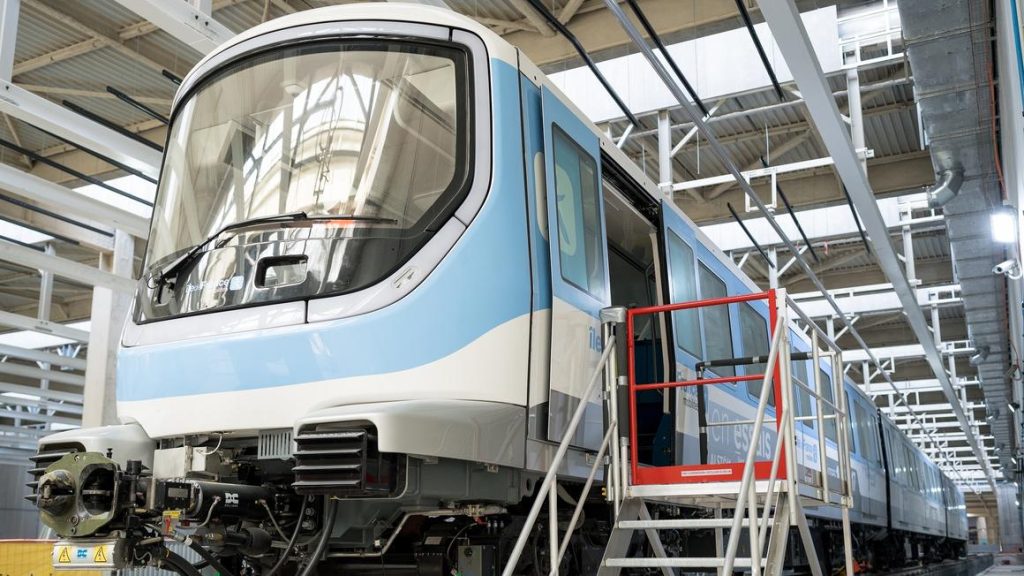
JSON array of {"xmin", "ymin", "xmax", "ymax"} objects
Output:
[{"xmin": 0, "ymin": 0, "xmax": 1022, "ymax": 573}]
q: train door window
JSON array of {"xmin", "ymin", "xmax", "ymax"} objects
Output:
[
  {"xmin": 904, "ymin": 443, "xmax": 920, "ymax": 490},
  {"xmin": 847, "ymin": 393, "xmax": 860, "ymax": 456},
  {"xmin": 853, "ymin": 399, "xmax": 877, "ymax": 461},
  {"xmin": 553, "ymin": 126, "xmax": 605, "ymax": 298},
  {"xmin": 740, "ymin": 304, "xmax": 772, "ymax": 406},
  {"xmin": 864, "ymin": 412, "xmax": 881, "ymax": 465},
  {"xmin": 698, "ymin": 264, "xmax": 733, "ymax": 376},
  {"xmin": 792, "ymin": 358, "xmax": 813, "ymax": 429},
  {"xmin": 819, "ymin": 369, "xmax": 836, "ymax": 441},
  {"xmin": 666, "ymin": 232, "xmax": 701, "ymax": 357}
]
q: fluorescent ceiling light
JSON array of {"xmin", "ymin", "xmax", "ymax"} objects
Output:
[{"xmin": 992, "ymin": 206, "xmax": 1018, "ymax": 244}]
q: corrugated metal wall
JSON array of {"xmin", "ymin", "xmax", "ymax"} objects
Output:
[{"xmin": 0, "ymin": 463, "xmax": 40, "ymax": 538}]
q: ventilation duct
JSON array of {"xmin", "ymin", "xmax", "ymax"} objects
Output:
[{"xmin": 927, "ymin": 169, "xmax": 964, "ymax": 208}]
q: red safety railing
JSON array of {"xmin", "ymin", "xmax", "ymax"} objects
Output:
[{"xmin": 627, "ymin": 289, "xmax": 785, "ymax": 485}]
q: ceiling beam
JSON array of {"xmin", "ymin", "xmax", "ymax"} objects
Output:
[
  {"xmin": 0, "ymin": 359, "xmax": 83, "ymax": 386},
  {"xmin": 0, "ymin": 240, "xmax": 135, "ymax": 292},
  {"xmin": 0, "ymin": 343, "xmax": 85, "ymax": 370},
  {"xmin": 0, "ymin": 382, "xmax": 82, "ymax": 403},
  {"xmin": 0, "ymin": 310, "xmax": 88, "ymax": 341},
  {"xmin": 111, "ymin": 0, "xmax": 234, "ymax": 55}
]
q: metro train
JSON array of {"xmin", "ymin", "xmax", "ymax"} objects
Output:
[{"xmin": 27, "ymin": 4, "xmax": 966, "ymax": 575}]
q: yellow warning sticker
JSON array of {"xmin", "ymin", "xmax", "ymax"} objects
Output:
[
  {"xmin": 93, "ymin": 546, "xmax": 107, "ymax": 563},
  {"xmin": 57, "ymin": 546, "xmax": 71, "ymax": 563}
]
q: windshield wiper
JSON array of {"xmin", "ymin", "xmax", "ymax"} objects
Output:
[
  {"xmin": 149, "ymin": 212, "xmax": 399, "ymax": 288},
  {"xmin": 151, "ymin": 211, "xmax": 309, "ymax": 287}
]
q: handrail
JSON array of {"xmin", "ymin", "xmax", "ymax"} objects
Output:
[
  {"xmin": 721, "ymin": 314, "xmax": 786, "ymax": 575},
  {"xmin": 501, "ymin": 327, "xmax": 618, "ymax": 576}
]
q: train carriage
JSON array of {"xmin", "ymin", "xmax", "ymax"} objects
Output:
[{"xmin": 27, "ymin": 4, "xmax": 966, "ymax": 574}]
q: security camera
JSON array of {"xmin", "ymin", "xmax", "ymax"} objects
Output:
[{"xmin": 993, "ymin": 259, "xmax": 1022, "ymax": 278}]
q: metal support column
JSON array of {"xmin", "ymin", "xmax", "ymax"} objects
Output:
[
  {"xmin": 768, "ymin": 247, "xmax": 779, "ymax": 289},
  {"xmin": 657, "ymin": 110, "xmax": 672, "ymax": 197},
  {"xmin": 847, "ymin": 68, "xmax": 866, "ymax": 175},
  {"xmin": 0, "ymin": 0, "xmax": 18, "ymax": 80},
  {"xmin": 37, "ymin": 242, "xmax": 54, "ymax": 429},
  {"xmin": 82, "ymin": 230, "xmax": 133, "ymax": 428},
  {"xmin": 903, "ymin": 224, "xmax": 916, "ymax": 282}
]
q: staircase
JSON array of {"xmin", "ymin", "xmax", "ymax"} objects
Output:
[{"xmin": 503, "ymin": 289, "xmax": 854, "ymax": 576}]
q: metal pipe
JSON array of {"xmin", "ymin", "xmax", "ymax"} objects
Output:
[
  {"xmin": 162, "ymin": 69, "xmax": 182, "ymax": 85},
  {"xmin": 926, "ymin": 169, "xmax": 964, "ymax": 208},
  {"xmin": 0, "ymin": 136, "xmax": 153, "ymax": 206},
  {"xmin": 624, "ymin": 0, "xmax": 710, "ymax": 116},
  {"xmin": 0, "ymin": 214, "xmax": 79, "ymax": 245},
  {"xmin": 763, "ymin": 157, "xmax": 820, "ymax": 263},
  {"xmin": 0, "ymin": 192, "xmax": 111, "ymax": 237},
  {"xmin": 61, "ymin": 100, "xmax": 163, "ymax": 152},
  {"xmin": 35, "ymin": 126, "xmax": 158, "ymax": 184},
  {"xmin": 522, "ymin": 0, "xmax": 640, "ymax": 128},
  {"xmin": 727, "ymin": 202, "xmax": 775, "ymax": 269},
  {"xmin": 732, "ymin": 0, "xmax": 785, "ymax": 100},
  {"xmin": 106, "ymin": 86, "xmax": 169, "ymax": 124}
]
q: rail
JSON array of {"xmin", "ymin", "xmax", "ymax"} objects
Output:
[{"xmin": 501, "ymin": 308, "xmax": 623, "ymax": 576}]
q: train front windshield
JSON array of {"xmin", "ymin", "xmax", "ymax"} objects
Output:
[{"xmin": 137, "ymin": 41, "xmax": 471, "ymax": 321}]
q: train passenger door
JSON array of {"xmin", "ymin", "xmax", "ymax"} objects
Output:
[
  {"xmin": 658, "ymin": 200, "xmax": 704, "ymax": 466},
  {"xmin": 541, "ymin": 86, "xmax": 610, "ymax": 450}
]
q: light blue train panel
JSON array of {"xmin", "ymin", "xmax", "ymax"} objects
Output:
[{"xmin": 541, "ymin": 85, "xmax": 609, "ymax": 451}]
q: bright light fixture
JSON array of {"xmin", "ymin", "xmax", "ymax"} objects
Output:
[{"xmin": 992, "ymin": 206, "xmax": 1018, "ymax": 243}]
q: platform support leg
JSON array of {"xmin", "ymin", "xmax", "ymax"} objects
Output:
[
  {"xmin": 715, "ymin": 505, "xmax": 725, "ymax": 576},
  {"xmin": 842, "ymin": 505, "xmax": 855, "ymax": 576},
  {"xmin": 638, "ymin": 502, "xmax": 675, "ymax": 576},
  {"xmin": 794, "ymin": 501, "xmax": 823, "ymax": 576},
  {"xmin": 598, "ymin": 499, "xmax": 639, "ymax": 576}
]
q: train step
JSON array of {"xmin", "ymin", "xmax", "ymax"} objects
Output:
[
  {"xmin": 617, "ymin": 517, "xmax": 750, "ymax": 529},
  {"xmin": 603, "ymin": 557, "xmax": 765, "ymax": 569}
]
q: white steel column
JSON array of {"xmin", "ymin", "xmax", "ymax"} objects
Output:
[
  {"xmin": 658, "ymin": 110, "xmax": 672, "ymax": 197},
  {"xmin": 0, "ymin": 0, "xmax": 18, "ymax": 80},
  {"xmin": 847, "ymin": 68, "xmax": 866, "ymax": 174},
  {"xmin": 82, "ymin": 231, "xmax": 134, "ymax": 428}
]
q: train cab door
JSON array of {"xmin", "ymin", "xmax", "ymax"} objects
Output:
[
  {"xmin": 540, "ymin": 86, "xmax": 610, "ymax": 450},
  {"xmin": 657, "ymin": 200, "xmax": 705, "ymax": 466}
]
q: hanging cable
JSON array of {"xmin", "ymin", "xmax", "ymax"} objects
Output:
[
  {"xmin": 732, "ymin": 0, "xmax": 786, "ymax": 101},
  {"xmin": 623, "ymin": 0, "xmax": 710, "ymax": 117},
  {"xmin": 727, "ymin": 202, "xmax": 774, "ymax": 269},
  {"xmin": 760, "ymin": 156, "xmax": 819, "ymax": 263},
  {"xmin": 522, "ymin": 0, "xmax": 640, "ymax": 128},
  {"xmin": 296, "ymin": 499, "xmax": 338, "ymax": 576},
  {"xmin": 263, "ymin": 496, "xmax": 311, "ymax": 576}
]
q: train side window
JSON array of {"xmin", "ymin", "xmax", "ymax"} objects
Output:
[
  {"xmin": 847, "ymin": 393, "xmax": 860, "ymax": 456},
  {"xmin": 666, "ymin": 232, "xmax": 701, "ymax": 357},
  {"xmin": 552, "ymin": 126, "xmax": 606, "ymax": 298},
  {"xmin": 698, "ymin": 264, "xmax": 733, "ymax": 376},
  {"xmin": 852, "ymin": 399, "xmax": 877, "ymax": 462},
  {"xmin": 740, "ymin": 304, "xmax": 773, "ymax": 407}
]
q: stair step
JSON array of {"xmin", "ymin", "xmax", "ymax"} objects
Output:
[
  {"xmin": 618, "ymin": 518, "xmax": 750, "ymax": 530},
  {"xmin": 604, "ymin": 557, "xmax": 764, "ymax": 569}
]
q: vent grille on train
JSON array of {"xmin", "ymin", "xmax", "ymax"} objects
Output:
[
  {"xmin": 291, "ymin": 424, "xmax": 399, "ymax": 496},
  {"xmin": 25, "ymin": 442, "xmax": 83, "ymax": 503},
  {"xmin": 257, "ymin": 428, "xmax": 293, "ymax": 460}
]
